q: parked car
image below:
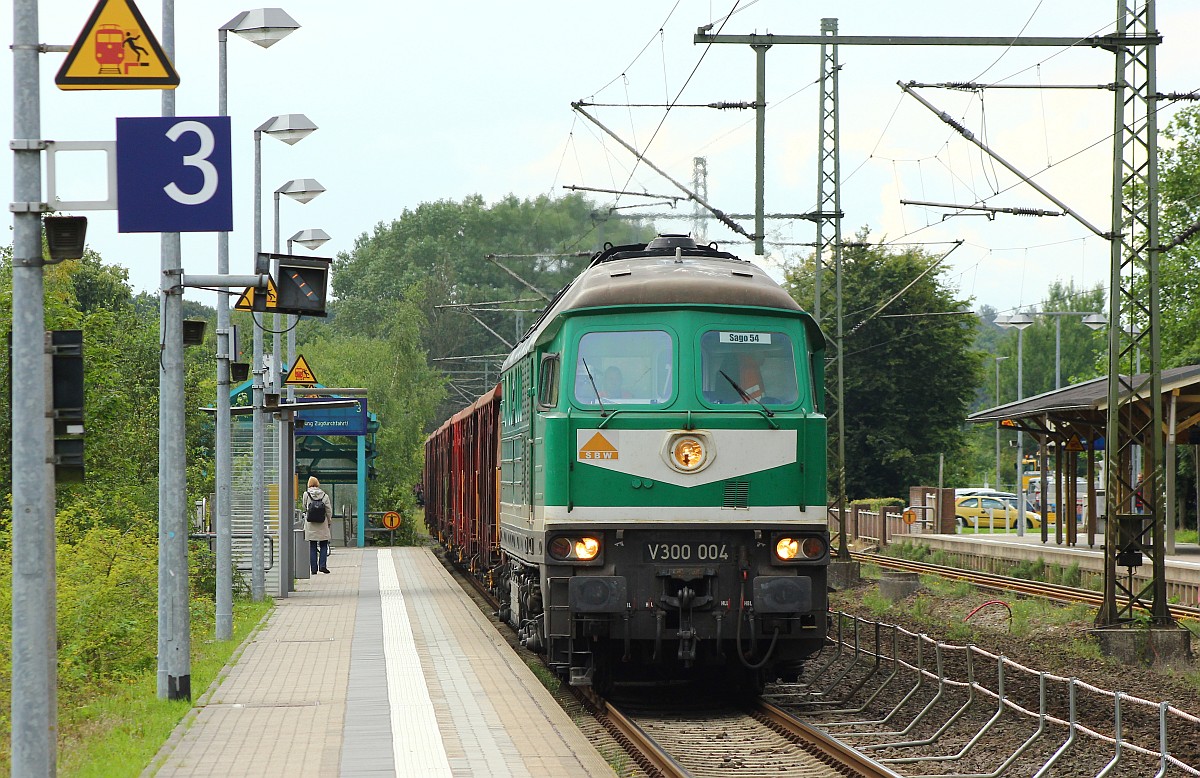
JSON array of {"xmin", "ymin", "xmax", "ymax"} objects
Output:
[
  {"xmin": 954, "ymin": 488, "xmax": 1018, "ymax": 501},
  {"xmin": 954, "ymin": 495, "xmax": 1041, "ymax": 529}
]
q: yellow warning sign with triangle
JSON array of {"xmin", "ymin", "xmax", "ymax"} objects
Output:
[
  {"xmin": 56, "ymin": 0, "xmax": 180, "ymax": 91},
  {"xmin": 234, "ymin": 279, "xmax": 277, "ymax": 311},
  {"xmin": 284, "ymin": 355, "xmax": 318, "ymax": 386},
  {"xmin": 578, "ymin": 432, "xmax": 618, "ymax": 461}
]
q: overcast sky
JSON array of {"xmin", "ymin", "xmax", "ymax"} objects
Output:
[{"xmin": 4, "ymin": 1, "xmax": 1199, "ymax": 318}]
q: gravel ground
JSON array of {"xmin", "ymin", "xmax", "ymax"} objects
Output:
[{"xmin": 775, "ymin": 574, "xmax": 1200, "ymax": 777}]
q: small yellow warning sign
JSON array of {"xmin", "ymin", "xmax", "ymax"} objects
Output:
[
  {"xmin": 579, "ymin": 432, "xmax": 618, "ymax": 461},
  {"xmin": 234, "ymin": 279, "xmax": 277, "ymax": 312},
  {"xmin": 382, "ymin": 511, "xmax": 402, "ymax": 530},
  {"xmin": 285, "ymin": 355, "xmax": 318, "ymax": 386},
  {"xmin": 1065, "ymin": 436, "xmax": 1084, "ymax": 452},
  {"xmin": 56, "ymin": 0, "xmax": 180, "ymax": 91}
]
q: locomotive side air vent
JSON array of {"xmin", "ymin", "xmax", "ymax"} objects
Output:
[{"xmin": 723, "ymin": 480, "xmax": 749, "ymax": 508}]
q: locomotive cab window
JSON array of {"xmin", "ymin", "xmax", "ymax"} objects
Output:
[
  {"xmin": 700, "ymin": 330, "xmax": 800, "ymax": 406},
  {"xmin": 537, "ymin": 353, "xmax": 560, "ymax": 408},
  {"xmin": 574, "ymin": 330, "xmax": 673, "ymax": 406}
]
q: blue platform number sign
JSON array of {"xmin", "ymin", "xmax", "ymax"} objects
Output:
[{"xmin": 116, "ymin": 116, "xmax": 233, "ymax": 233}]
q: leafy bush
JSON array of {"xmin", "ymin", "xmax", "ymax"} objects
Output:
[
  {"xmin": 56, "ymin": 525, "xmax": 160, "ymax": 685},
  {"xmin": 850, "ymin": 497, "xmax": 905, "ymax": 511}
]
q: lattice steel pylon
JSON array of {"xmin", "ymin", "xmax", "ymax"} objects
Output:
[
  {"xmin": 691, "ymin": 157, "xmax": 709, "ymax": 242},
  {"xmin": 1098, "ymin": 0, "xmax": 1171, "ymax": 627},
  {"xmin": 815, "ymin": 18, "xmax": 848, "ymax": 560}
]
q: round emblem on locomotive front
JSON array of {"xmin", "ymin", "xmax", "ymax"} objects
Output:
[{"xmin": 663, "ymin": 431, "xmax": 714, "ymax": 474}]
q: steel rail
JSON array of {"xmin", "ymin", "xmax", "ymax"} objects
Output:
[
  {"xmin": 599, "ymin": 699, "xmax": 694, "ymax": 778},
  {"xmin": 853, "ymin": 551, "xmax": 1200, "ymax": 622},
  {"xmin": 754, "ymin": 700, "xmax": 903, "ymax": 778}
]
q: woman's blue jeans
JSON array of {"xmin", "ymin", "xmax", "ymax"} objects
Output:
[{"xmin": 309, "ymin": 540, "xmax": 329, "ymax": 573}]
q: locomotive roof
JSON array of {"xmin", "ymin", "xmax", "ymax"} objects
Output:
[{"xmin": 502, "ymin": 238, "xmax": 812, "ymax": 370}]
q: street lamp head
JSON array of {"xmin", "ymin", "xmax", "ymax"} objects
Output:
[
  {"xmin": 1002, "ymin": 312, "xmax": 1034, "ymax": 330},
  {"xmin": 222, "ymin": 8, "xmax": 300, "ymax": 48},
  {"xmin": 256, "ymin": 113, "xmax": 317, "ymax": 145},
  {"xmin": 993, "ymin": 314, "xmax": 1010, "ymax": 326},
  {"xmin": 276, "ymin": 178, "xmax": 325, "ymax": 204},
  {"xmin": 1082, "ymin": 312, "xmax": 1107, "ymax": 331},
  {"xmin": 290, "ymin": 228, "xmax": 331, "ymax": 250}
]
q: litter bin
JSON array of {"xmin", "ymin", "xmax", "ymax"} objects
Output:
[{"xmin": 294, "ymin": 527, "xmax": 310, "ymax": 580}]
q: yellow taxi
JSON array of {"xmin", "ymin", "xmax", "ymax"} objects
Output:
[{"xmin": 954, "ymin": 495, "xmax": 1042, "ymax": 529}]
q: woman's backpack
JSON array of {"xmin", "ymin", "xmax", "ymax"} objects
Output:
[{"xmin": 305, "ymin": 496, "xmax": 327, "ymax": 523}]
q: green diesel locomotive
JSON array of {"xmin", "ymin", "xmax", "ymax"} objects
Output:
[{"xmin": 426, "ymin": 235, "xmax": 829, "ymax": 691}]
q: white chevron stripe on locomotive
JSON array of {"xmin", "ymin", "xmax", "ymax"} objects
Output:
[{"xmin": 574, "ymin": 428, "xmax": 797, "ymax": 487}]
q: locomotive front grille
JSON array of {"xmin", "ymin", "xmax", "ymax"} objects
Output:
[{"xmin": 723, "ymin": 480, "xmax": 749, "ymax": 508}]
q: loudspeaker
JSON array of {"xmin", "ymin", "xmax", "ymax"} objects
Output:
[{"xmin": 182, "ymin": 319, "xmax": 207, "ymax": 346}]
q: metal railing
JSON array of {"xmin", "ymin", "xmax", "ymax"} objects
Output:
[
  {"xmin": 188, "ymin": 531, "xmax": 275, "ymax": 571},
  {"xmin": 773, "ymin": 611, "xmax": 1200, "ymax": 777}
]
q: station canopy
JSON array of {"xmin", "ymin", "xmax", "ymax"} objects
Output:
[{"xmin": 968, "ymin": 365, "xmax": 1200, "ymax": 447}]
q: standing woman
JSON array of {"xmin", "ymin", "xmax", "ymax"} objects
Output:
[{"xmin": 303, "ymin": 476, "xmax": 332, "ymax": 574}]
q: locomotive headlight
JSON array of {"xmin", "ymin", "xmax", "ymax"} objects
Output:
[
  {"xmin": 663, "ymin": 431, "xmax": 713, "ymax": 474},
  {"xmin": 549, "ymin": 535, "xmax": 602, "ymax": 562},
  {"xmin": 575, "ymin": 537, "xmax": 601, "ymax": 561},
  {"xmin": 774, "ymin": 536, "xmax": 827, "ymax": 562},
  {"xmin": 672, "ymin": 437, "xmax": 706, "ymax": 471}
]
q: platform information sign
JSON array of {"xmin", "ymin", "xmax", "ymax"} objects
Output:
[
  {"xmin": 296, "ymin": 398, "xmax": 368, "ymax": 437},
  {"xmin": 116, "ymin": 116, "xmax": 232, "ymax": 232}
]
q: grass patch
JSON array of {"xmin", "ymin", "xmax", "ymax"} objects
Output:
[
  {"xmin": 62, "ymin": 598, "xmax": 272, "ymax": 777},
  {"xmin": 860, "ymin": 589, "xmax": 893, "ymax": 618},
  {"xmin": 925, "ymin": 576, "xmax": 975, "ymax": 599},
  {"xmin": 1009, "ymin": 557, "xmax": 1047, "ymax": 582},
  {"xmin": 525, "ymin": 658, "xmax": 561, "ymax": 694}
]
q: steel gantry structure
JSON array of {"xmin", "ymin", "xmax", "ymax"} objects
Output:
[{"xmin": 697, "ymin": 0, "xmax": 1173, "ymax": 627}]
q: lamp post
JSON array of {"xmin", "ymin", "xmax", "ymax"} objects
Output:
[
  {"xmin": 1027, "ymin": 310, "xmax": 1104, "ymax": 389},
  {"xmin": 995, "ymin": 355, "xmax": 1008, "ymax": 489},
  {"xmin": 215, "ymin": 6, "xmax": 299, "ymax": 639},
  {"xmin": 252, "ymin": 114, "xmax": 317, "ymax": 601},
  {"xmin": 272, "ymin": 181, "xmax": 324, "ymax": 593},
  {"xmin": 998, "ymin": 312, "xmax": 1033, "ymax": 535}
]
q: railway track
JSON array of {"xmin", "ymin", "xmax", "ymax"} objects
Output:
[
  {"xmin": 441, "ymin": 551, "xmax": 895, "ymax": 777},
  {"xmin": 853, "ymin": 550, "xmax": 1200, "ymax": 621},
  {"xmin": 576, "ymin": 686, "xmax": 899, "ymax": 778}
]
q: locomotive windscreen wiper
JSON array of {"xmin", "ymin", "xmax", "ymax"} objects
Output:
[
  {"xmin": 718, "ymin": 370, "xmax": 774, "ymax": 417},
  {"xmin": 581, "ymin": 358, "xmax": 609, "ymax": 416}
]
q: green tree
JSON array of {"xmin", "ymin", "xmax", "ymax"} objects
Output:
[
  {"xmin": 785, "ymin": 232, "xmax": 981, "ymax": 498},
  {"xmin": 299, "ymin": 296, "xmax": 445, "ymax": 511},
  {"xmin": 1150, "ymin": 105, "xmax": 1200, "ymax": 366},
  {"xmin": 332, "ymin": 193, "xmax": 654, "ymax": 425}
]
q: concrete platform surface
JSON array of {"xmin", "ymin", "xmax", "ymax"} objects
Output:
[{"xmin": 145, "ymin": 547, "xmax": 614, "ymax": 777}]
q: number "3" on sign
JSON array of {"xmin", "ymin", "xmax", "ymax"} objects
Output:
[{"xmin": 162, "ymin": 121, "xmax": 218, "ymax": 206}]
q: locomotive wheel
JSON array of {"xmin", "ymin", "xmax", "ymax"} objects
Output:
[{"xmin": 723, "ymin": 665, "xmax": 766, "ymax": 698}]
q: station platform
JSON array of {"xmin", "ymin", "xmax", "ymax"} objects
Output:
[
  {"xmin": 145, "ymin": 547, "xmax": 614, "ymax": 777},
  {"xmin": 892, "ymin": 529, "xmax": 1200, "ymax": 606}
]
